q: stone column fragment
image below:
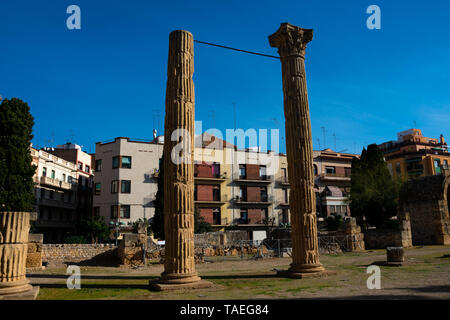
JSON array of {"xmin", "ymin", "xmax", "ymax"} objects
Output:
[
  {"xmin": 269, "ymin": 23, "xmax": 325, "ymax": 277},
  {"xmin": 0, "ymin": 212, "xmax": 33, "ymax": 295}
]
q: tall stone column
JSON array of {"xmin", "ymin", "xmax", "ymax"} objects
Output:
[
  {"xmin": 151, "ymin": 30, "xmax": 210, "ymax": 290},
  {"xmin": 0, "ymin": 212, "xmax": 33, "ymax": 295},
  {"xmin": 269, "ymin": 23, "xmax": 325, "ymax": 277}
]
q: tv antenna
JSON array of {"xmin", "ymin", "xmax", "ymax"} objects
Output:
[{"xmin": 321, "ymin": 126, "xmax": 326, "ymax": 149}]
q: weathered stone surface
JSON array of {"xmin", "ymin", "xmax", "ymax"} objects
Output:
[
  {"xmin": 386, "ymin": 246, "xmax": 404, "ymax": 264},
  {"xmin": 156, "ymin": 30, "xmax": 208, "ymax": 288},
  {"xmin": 0, "ymin": 212, "xmax": 34, "ymax": 296},
  {"xmin": 42, "ymin": 244, "xmax": 117, "ymax": 266},
  {"xmin": 269, "ymin": 23, "xmax": 324, "ymax": 276},
  {"xmin": 399, "ymin": 173, "xmax": 450, "ymax": 245}
]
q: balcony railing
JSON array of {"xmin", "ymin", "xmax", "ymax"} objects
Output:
[
  {"xmin": 233, "ymin": 195, "xmax": 273, "ymax": 204},
  {"xmin": 40, "ymin": 176, "xmax": 77, "ymax": 190},
  {"xmin": 38, "ymin": 198, "xmax": 76, "ymax": 210},
  {"xmin": 277, "ymin": 176, "xmax": 289, "ymax": 185},
  {"xmin": 194, "ymin": 194, "xmax": 228, "ymax": 204},
  {"xmin": 233, "ymin": 174, "xmax": 273, "ymax": 183},
  {"xmin": 319, "ymin": 173, "xmax": 351, "ymax": 180},
  {"xmin": 194, "ymin": 173, "xmax": 227, "ymax": 180}
]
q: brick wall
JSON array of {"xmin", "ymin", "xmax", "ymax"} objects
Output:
[
  {"xmin": 197, "ymin": 184, "xmax": 212, "ymax": 201},
  {"xmin": 247, "ymin": 186, "xmax": 260, "ymax": 202},
  {"xmin": 199, "ymin": 208, "xmax": 214, "ymax": 224},
  {"xmin": 248, "ymin": 209, "xmax": 263, "ymax": 224},
  {"xmin": 246, "ymin": 164, "xmax": 260, "ymax": 180}
]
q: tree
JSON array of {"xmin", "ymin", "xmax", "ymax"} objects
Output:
[
  {"xmin": 79, "ymin": 215, "xmax": 110, "ymax": 243},
  {"xmin": 349, "ymin": 144, "xmax": 400, "ymax": 228},
  {"xmin": 0, "ymin": 98, "xmax": 36, "ymax": 212},
  {"xmin": 151, "ymin": 157, "xmax": 165, "ymax": 239},
  {"xmin": 194, "ymin": 207, "xmax": 212, "ymax": 234}
]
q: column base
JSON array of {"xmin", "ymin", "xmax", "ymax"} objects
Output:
[
  {"xmin": 0, "ymin": 279, "xmax": 35, "ymax": 297},
  {"xmin": 0, "ymin": 286, "xmax": 39, "ymax": 300},
  {"xmin": 149, "ymin": 279, "xmax": 214, "ymax": 291},
  {"xmin": 277, "ymin": 263, "xmax": 335, "ymax": 279}
]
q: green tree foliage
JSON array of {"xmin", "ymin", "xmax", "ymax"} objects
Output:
[
  {"xmin": 151, "ymin": 157, "xmax": 164, "ymax": 239},
  {"xmin": 194, "ymin": 207, "xmax": 212, "ymax": 234},
  {"xmin": 79, "ymin": 215, "xmax": 110, "ymax": 243},
  {"xmin": 349, "ymin": 144, "xmax": 400, "ymax": 228},
  {"xmin": 0, "ymin": 98, "xmax": 36, "ymax": 212},
  {"xmin": 131, "ymin": 218, "xmax": 151, "ymax": 235}
]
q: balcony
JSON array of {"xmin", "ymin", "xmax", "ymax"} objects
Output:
[
  {"xmin": 318, "ymin": 173, "xmax": 351, "ymax": 182},
  {"xmin": 40, "ymin": 176, "xmax": 77, "ymax": 190},
  {"xmin": 194, "ymin": 194, "xmax": 228, "ymax": 205},
  {"xmin": 194, "ymin": 173, "xmax": 227, "ymax": 183},
  {"xmin": 233, "ymin": 195, "xmax": 273, "ymax": 206},
  {"xmin": 277, "ymin": 176, "xmax": 289, "ymax": 186},
  {"xmin": 233, "ymin": 174, "xmax": 273, "ymax": 184},
  {"xmin": 38, "ymin": 198, "xmax": 76, "ymax": 210}
]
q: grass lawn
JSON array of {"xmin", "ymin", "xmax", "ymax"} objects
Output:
[{"xmin": 29, "ymin": 245, "xmax": 450, "ymax": 300}]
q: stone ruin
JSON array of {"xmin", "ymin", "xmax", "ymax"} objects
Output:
[{"xmin": 399, "ymin": 170, "xmax": 450, "ymax": 245}]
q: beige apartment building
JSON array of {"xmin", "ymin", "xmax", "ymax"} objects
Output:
[
  {"xmin": 31, "ymin": 147, "xmax": 79, "ymax": 243},
  {"xmin": 93, "ymin": 137, "xmax": 164, "ymax": 224}
]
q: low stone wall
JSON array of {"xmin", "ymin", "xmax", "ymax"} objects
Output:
[
  {"xmin": 194, "ymin": 231, "xmax": 248, "ymax": 247},
  {"xmin": 364, "ymin": 229, "xmax": 411, "ymax": 249},
  {"xmin": 42, "ymin": 244, "xmax": 118, "ymax": 266},
  {"xmin": 27, "ymin": 233, "xmax": 43, "ymax": 269}
]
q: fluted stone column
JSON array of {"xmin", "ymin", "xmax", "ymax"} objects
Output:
[
  {"xmin": 157, "ymin": 30, "xmax": 201, "ymax": 286},
  {"xmin": 0, "ymin": 212, "xmax": 33, "ymax": 295},
  {"xmin": 269, "ymin": 23, "xmax": 325, "ymax": 277}
]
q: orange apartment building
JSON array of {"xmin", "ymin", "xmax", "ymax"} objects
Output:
[{"xmin": 378, "ymin": 129, "xmax": 450, "ymax": 181}]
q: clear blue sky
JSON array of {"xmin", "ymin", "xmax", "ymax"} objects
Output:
[{"xmin": 1, "ymin": 0, "xmax": 449, "ymax": 154}]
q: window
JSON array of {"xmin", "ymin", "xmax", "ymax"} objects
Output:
[
  {"xmin": 434, "ymin": 159, "xmax": 441, "ymax": 174},
  {"xmin": 212, "ymin": 163, "xmax": 220, "ymax": 177},
  {"xmin": 110, "ymin": 205, "xmax": 119, "ymax": 219},
  {"xmin": 120, "ymin": 205, "xmax": 130, "ymax": 219},
  {"xmin": 283, "ymin": 188, "xmax": 288, "ymax": 203},
  {"xmin": 93, "ymin": 207, "xmax": 100, "ymax": 216},
  {"xmin": 239, "ymin": 164, "xmax": 246, "ymax": 179},
  {"xmin": 213, "ymin": 208, "xmax": 221, "ymax": 225},
  {"xmin": 41, "ymin": 189, "xmax": 45, "ymax": 199},
  {"xmin": 112, "ymin": 156, "xmax": 119, "ymax": 169},
  {"xmin": 260, "ymin": 186, "xmax": 268, "ymax": 202},
  {"xmin": 212, "ymin": 185, "xmax": 220, "ymax": 201},
  {"xmin": 344, "ymin": 167, "xmax": 352, "ymax": 177},
  {"xmin": 85, "ymin": 165, "xmax": 90, "ymax": 173},
  {"xmin": 111, "ymin": 180, "xmax": 119, "ymax": 193},
  {"xmin": 396, "ymin": 162, "xmax": 401, "ymax": 175},
  {"xmin": 240, "ymin": 209, "xmax": 248, "ymax": 224},
  {"xmin": 121, "ymin": 156, "xmax": 132, "ymax": 168},
  {"xmin": 95, "ymin": 183, "xmax": 101, "ymax": 195},
  {"xmin": 78, "ymin": 162, "xmax": 83, "ymax": 171},
  {"xmin": 42, "ymin": 167, "xmax": 47, "ymax": 177},
  {"xmin": 121, "ymin": 180, "xmax": 131, "ymax": 193},
  {"xmin": 51, "ymin": 170, "xmax": 55, "ymax": 179},
  {"xmin": 49, "ymin": 191, "xmax": 54, "ymax": 199},
  {"xmin": 239, "ymin": 186, "xmax": 247, "ymax": 201},
  {"xmin": 62, "ymin": 174, "xmax": 66, "ymax": 182},
  {"xmin": 194, "ymin": 184, "xmax": 198, "ymax": 201},
  {"xmin": 313, "ymin": 165, "xmax": 318, "ymax": 176},
  {"xmin": 259, "ymin": 165, "xmax": 267, "ymax": 180},
  {"xmin": 95, "ymin": 159, "xmax": 102, "ymax": 172},
  {"xmin": 325, "ymin": 166, "xmax": 336, "ymax": 174}
]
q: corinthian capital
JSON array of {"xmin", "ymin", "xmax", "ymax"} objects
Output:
[{"xmin": 269, "ymin": 23, "xmax": 313, "ymax": 58}]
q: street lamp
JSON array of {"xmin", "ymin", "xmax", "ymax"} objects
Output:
[{"xmin": 109, "ymin": 220, "xmax": 125, "ymax": 246}]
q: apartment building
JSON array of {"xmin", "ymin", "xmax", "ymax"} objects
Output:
[
  {"xmin": 31, "ymin": 147, "xmax": 79, "ymax": 243},
  {"xmin": 47, "ymin": 143, "xmax": 94, "ymax": 224},
  {"xmin": 378, "ymin": 129, "xmax": 450, "ymax": 181},
  {"xmin": 313, "ymin": 149, "xmax": 357, "ymax": 217},
  {"xmin": 93, "ymin": 134, "xmax": 359, "ymax": 233},
  {"xmin": 93, "ymin": 137, "xmax": 164, "ymax": 224}
]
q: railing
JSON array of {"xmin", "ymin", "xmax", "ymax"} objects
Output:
[
  {"xmin": 233, "ymin": 195, "xmax": 273, "ymax": 204},
  {"xmin": 277, "ymin": 176, "xmax": 289, "ymax": 184},
  {"xmin": 194, "ymin": 194, "xmax": 228, "ymax": 203},
  {"xmin": 233, "ymin": 174, "xmax": 273, "ymax": 182},
  {"xmin": 40, "ymin": 176, "xmax": 77, "ymax": 190}
]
